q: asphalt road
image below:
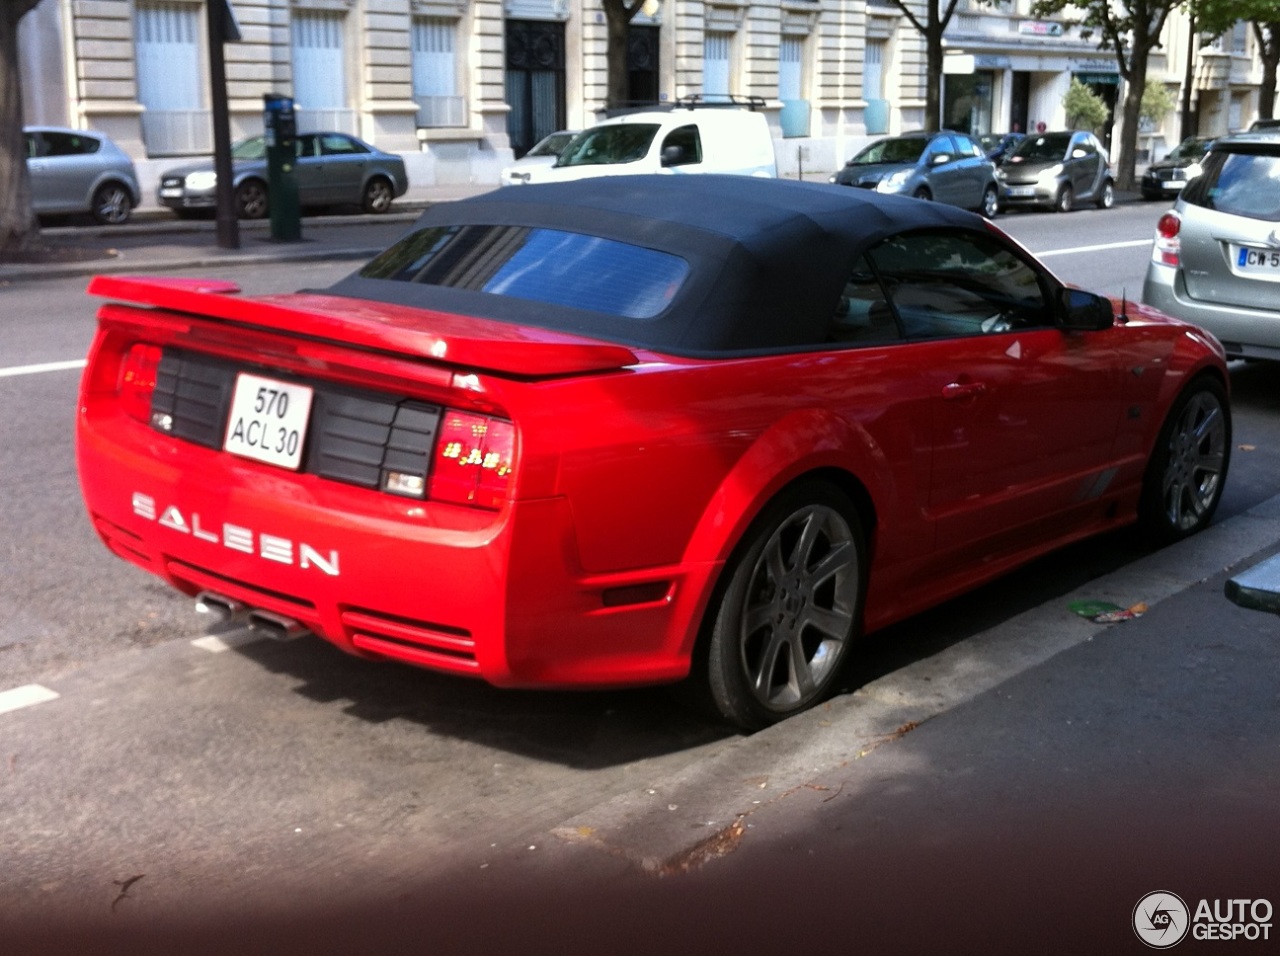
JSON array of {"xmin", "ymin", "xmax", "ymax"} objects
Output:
[{"xmin": 2, "ymin": 205, "xmax": 1278, "ymax": 954}]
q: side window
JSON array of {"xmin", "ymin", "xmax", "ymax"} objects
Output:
[
  {"xmin": 661, "ymin": 125, "xmax": 702, "ymax": 167},
  {"xmin": 956, "ymin": 134, "xmax": 983, "ymax": 158},
  {"xmin": 321, "ymin": 134, "xmax": 366, "ymax": 155},
  {"xmin": 866, "ymin": 230, "xmax": 1051, "ymax": 340},
  {"xmin": 925, "ymin": 136, "xmax": 954, "ymax": 163},
  {"xmin": 829, "ymin": 255, "xmax": 902, "ymax": 345},
  {"xmin": 43, "ymin": 132, "xmax": 97, "ymax": 157}
]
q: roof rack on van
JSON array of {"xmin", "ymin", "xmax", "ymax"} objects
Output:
[
  {"xmin": 675, "ymin": 94, "xmax": 767, "ymax": 112},
  {"xmin": 596, "ymin": 95, "xmax": 769, "ymax": 117}
]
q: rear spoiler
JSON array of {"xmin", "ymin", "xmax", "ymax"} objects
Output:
[{"xmin": 87, "ymin": 275, "xmax": 639, "ymax": 378}]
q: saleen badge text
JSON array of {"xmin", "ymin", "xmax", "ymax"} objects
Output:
[{"xmin": 132, "ymin": 492, "xmax": 340, "ymax": 576}]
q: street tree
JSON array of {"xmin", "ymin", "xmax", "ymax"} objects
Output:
[
  {"xmin": 890, "ymin": 0, "xmax": 965, "ymax": 131},
  {"xmin": 1196, "ymin": 0, "xmax": 1279, "ymax": 120},
  {"xmin": 602, "ymin": 0, "xmax": 647, "ymax": 110},
  {"xmin": 1032, "ymin": 0, "xmax": 1186, "ymax": 190},
  {"xmin": 0, "ymin": 0, "xmax": 42, "ymax": 255}
]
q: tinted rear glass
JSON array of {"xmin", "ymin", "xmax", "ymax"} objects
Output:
[
  {"xmin": 1182, "ymin": 145, "xmax": 1280, "ymax": 220},
  {"xmin": 359, "ymin": 225, "xmax": 689, "ymax": 319}
]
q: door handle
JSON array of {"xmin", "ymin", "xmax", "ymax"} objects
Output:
[{"xmin": 942, "ymin": 381, "xmax": 987, "ymax": 401}]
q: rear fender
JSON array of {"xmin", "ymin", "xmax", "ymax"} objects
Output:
[{"xmin": 674, "ymin": 407, "xmax": 892, "ymax": 651}]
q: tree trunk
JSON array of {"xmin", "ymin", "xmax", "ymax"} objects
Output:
[
  {"xmin": 0, "ymin": 1, "xmax": 43, "ymax": 253},
  {"xmin": 1115, "ymin": 45, "xmax": 1151, "ymax": 191},
  {"xmin": 925, "ymin": 9, "xmax": 943, "ymax": 131},
  {"xmin": 603, "ymin": 0, "xmax": 641, "ymax": 111},
  {"xmin": 1256, "ymin": 22, "xmax": 1279, "ymax": 120},
  {"xmin": 1180, "ymin": 13, "xmax": 1197, "ymax": 140}
]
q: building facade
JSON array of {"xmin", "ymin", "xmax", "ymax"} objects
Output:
[{"xmin": 16, "ymin": 0, "xmax": 1277, "ymax": 202}]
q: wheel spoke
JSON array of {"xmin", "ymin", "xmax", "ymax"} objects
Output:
[
  {"xmin": 800, "ymin": 603, "xmax": 854, "ymax": 641},
  {"xmin": 750, "ymin": 627, "xmax": 789, "ymax": 696},
  {"xmin": 808, "ymin": 539, "xmax": 856, "ymax": 589},
  {"xmin": 789, "ymin": 637, "xmax": 816, "ymax": 699}
]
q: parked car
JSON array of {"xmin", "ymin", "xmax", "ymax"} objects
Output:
[
  {"xmin": 500, "ymin": 130, "xmax": 576, "ymax": 186},
  {"xmin": 512, "ymin": 98, "xmax": 777, "ymax": 183},
  {"xmin": 996, "ymin": 130, "xmax": 1114, "ymax": 212},
  {"xmin": 979, "ymin": 131, "xmax": 1025, "ymax": 163},
  {"xmin": 1143, "ymin": 130, "xmax": 1280, "ymax": 361},
  {"xmin": 157, "ymin": 132, "xmax": 408, "ymax": 219},
  {"xmin": 829, "ymin": 131, "xmax": 1000, "ymax": 217},
  {"xmin": 78, "ymin": 176, "xmax": 1229, "ymax": 730},
  {"xmin": 1141, "ymin": 136, "xmax": 1214, "ymax": 200},
  {"xmin": 1248, "ymin": 118, "xmax": 1280, "ymax": 131},
  {"xmin": 25, "ymin": 126, "xmax": 140, "ymax": 225}
]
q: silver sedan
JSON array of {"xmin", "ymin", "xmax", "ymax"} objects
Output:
[{"xmin": 157, "ymin": 132, "xmax": 409, "ymax": 219}]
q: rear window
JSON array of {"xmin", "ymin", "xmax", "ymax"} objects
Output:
[
  {"xmin": 1182, "ymin": 145, "xmax": 1280, "ymax": 220},
  {"xmin": 358, "ymin": 225, "xmax": 690, "ymax": 319}
]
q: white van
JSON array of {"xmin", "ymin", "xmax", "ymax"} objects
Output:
[{"xmin": 505, "ymin": 99, "xmax": 778, "ymax": 185}]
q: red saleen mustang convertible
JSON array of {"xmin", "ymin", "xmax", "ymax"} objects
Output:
[{"xmin": 77, "ymin": 176, "xmax": 1230, "ymax": 730}]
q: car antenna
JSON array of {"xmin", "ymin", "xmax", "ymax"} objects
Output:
[{"xmin": 1117, "ymin": 289, "xmax": 1130, "ymax": 324}]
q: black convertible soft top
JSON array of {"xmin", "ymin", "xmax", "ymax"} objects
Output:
[{"xmin": 326, "ymin": 175, "xmax": 987, "ymax": 356}]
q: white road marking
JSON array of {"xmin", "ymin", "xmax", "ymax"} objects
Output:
[
  {"xmin": 0, "ymin": 359, "xmax": 87, "ymax": 379},
  {"xmin": 192, "ymin": 633, "xmax": 264, "ymax": 653},
  {"xmin": 0, "ymin": 684, "xmax": 60, "ymax": 716},
  {"xmin": 1035, "ymin": 239, "xmax": 1151, "ymax": 259}
]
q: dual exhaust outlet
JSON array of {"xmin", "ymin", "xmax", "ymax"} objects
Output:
[{"xmin": 195, "ymin": 591, "xmax": 310, "ymax": 641}]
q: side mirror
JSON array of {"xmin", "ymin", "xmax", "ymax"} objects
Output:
[
  {"xmin": 1071, "ymin": 147, "xmax": 1088, "ymax": 159},
  {"xmin": 931, "ymin": 153, "xmax": 953, "ymax": 166},
  {"xmin": 1060, "ymin": 288, "xmax": 1114, "ymax": 331},
  {"xmin": 661, "ymin": 145, "xmax": 685, "ymax": 167}
]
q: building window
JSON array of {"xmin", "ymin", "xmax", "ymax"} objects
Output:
[
  {"xmin": 136, "ymin": 1, "xmax": 208, "ymax": 155},
  {"xmin": 413, "ymin": 17, "xmax": 466, "ymax": 127},
  {"xmin": 864, "ymin": 40, "xmax": 889, "ymax": 135},
  {"xmin": 292, "ymin": 10, "xmax": 353, "ymax": 133},
  {"xmin": 779, "ymin": 36, "xmax": 809, "ymax": 138},
  {"xmin": 704, "ymin": 32, "xmax": 732, "ymax": 100}
]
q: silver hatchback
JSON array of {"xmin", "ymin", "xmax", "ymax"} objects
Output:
[
  {"xmin": 1142, "ymin": 131, "xmax": 1280, "ymax": 360},
  {"xmin": 25, "ymin": 126, "xmax": 141, "ymax": 225}
]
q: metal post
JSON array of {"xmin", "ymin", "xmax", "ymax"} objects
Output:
[{"xmin": 206, "ymin": 0, "xmax": 239, "ymax": 250}]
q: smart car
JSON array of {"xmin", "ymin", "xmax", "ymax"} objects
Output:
[
  {"xmin": 996, "ymin": 130, "xmax": 1115, "ymax": 212},
  {"xmin": 78, "ymin": 176, "xmax": 1230, "ymax": 730}
]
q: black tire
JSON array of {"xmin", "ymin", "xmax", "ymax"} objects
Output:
[
  {"xmin": 913, "ymin": 187, "xmax": 932, "ymax": 201},
  {"xmin": 979, "ymin": 184, "xmax": 999, "ymax": 218},
  {"xmin": 1096, "ymin": 179, "xmax": 1115, "ymax": 209},
  {"xmin": 1054, "ymin": 184, "xmax": 1074, "ymax": 213},
  {"xmin": 91, "ymin": 182, "xmax": 133, "ymax": 225},
  {"xmin": 705, "ymin": 482, "xmax": 865, "ymax": 731},
  {"xmin": 1139, "ymin": 375, "xmax": 1230, "ymax": 545},
  {"xmin": 361, "ymin": 177, "xmax": 395, "ymax": 214},
  {"xmin": 234, "ymin": 180, "xmax": 269, "ymax": 219}
]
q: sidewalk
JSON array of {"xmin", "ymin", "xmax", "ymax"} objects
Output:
[{"xmin": 0, "ymin": 181, "xmax": 495, "ymax": 285}]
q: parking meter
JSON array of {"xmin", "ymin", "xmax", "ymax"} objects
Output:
[{"xmin": 263, "ymin": 94, "xmax": 301, "ymax": 241}]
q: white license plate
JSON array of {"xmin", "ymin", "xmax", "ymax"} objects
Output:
[
  {"xmin": 1235, "ymin": 246, "xmax": 1280, "ymax": 274},
  {"xmin": 224, "ymin": 373, "xmax": 314, "ymax": 470},
  {"xmin": 159, "ymin": 187, "xmax": 184, "ymax": 198},
  {"xmin": 1006, "ymin": 186, "xmax": 1036, "ymax": 197}
]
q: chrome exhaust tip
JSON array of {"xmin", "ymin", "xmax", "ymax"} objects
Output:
[
  {"xmin": 195, "ymin": 591, "xmax": 248, "ymax": 624},
  {"xmin": 246, "ymin": 609, "xmax": 309, "ymax": 642}
]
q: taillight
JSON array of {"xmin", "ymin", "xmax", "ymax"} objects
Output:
[
  {"xmin": 1153, "ymin": 211, "xmax": 1181, "ymax": 267},
  {"xmin": 118, "ymin": 343, "xmax": 162, "ymax": 424},
  {"xmin": 429, "ymin": 410, "xmax": 515, "ymax": 510}
]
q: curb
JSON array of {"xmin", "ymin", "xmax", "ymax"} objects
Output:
[{"xmin": 548, "ymin": 492, "xmax": 1280, "ymax": 874}]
